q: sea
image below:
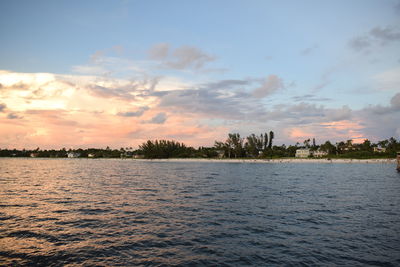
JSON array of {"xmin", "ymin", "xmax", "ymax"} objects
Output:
[{"xmin": 1, "ymin": 158, "xmax": 399, "ymax": 266}]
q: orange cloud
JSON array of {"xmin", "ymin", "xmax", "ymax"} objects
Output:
[
  {"xmin": 320, "ymin": 120, "xmax": 366, "ymax": 142},
  {"xmin": 0, "ymin": 69, "xmax": 229, "ymax": 149},
  {"xmin": 288, "ymin": 128, "xmax": 313, "ymax": 139}
]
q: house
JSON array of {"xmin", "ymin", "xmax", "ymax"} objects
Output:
[
  {"xmin": 67, "ymin": 152, "xmax": 80, "ymax": 158},
  {"xmin": 373, "ymin": 147, "xmax": 386, "ymax": 153},
  {"xmin": 216, "ymin": 150, "xmax": 225, "ymax": 158},
  {"xmin": 313, "ymin": 150, "xmax": 328, "ymax": 157},
  {"xmin": 87, "ymin": 153, "xmax": 95, "ymax": 158},
  {"xmin": 295, "ymin": 149, "xmax": 311, "ymax": 158},
  {"xmin": 121, "ymin": 151, "xmax": 134, "ymax": 158},
  {"xmin": 133, "ymin": 154, "xmax": 144, "ymax": 159},
  {"xmin": 30, "ymin": 153, "xmax": 39, "ymax": 158}
]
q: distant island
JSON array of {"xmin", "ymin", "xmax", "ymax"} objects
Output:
[{"xmin": 1, "ymin": 132, "xmax": 399, "ymax": 160}]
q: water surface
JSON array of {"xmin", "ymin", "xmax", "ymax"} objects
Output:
[{"xmin": 1, "ymin": 158, "xmax": 399, "ymax": 266}]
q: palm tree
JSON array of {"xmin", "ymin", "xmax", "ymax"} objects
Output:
[
  {"xmin": 263, "ymin": 132, "xmax": 268, "ymax": 150},
  {"xmin": 268, "ymin": 131, "xmax": 274, "ymax": 149},
  {"xmin": 303, "ymin": 139, "xmax": 311, "ymax": 148}
]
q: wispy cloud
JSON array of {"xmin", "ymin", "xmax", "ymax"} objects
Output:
[
  {"xmin": 300, "ymin": 44, "xmax": 318, "ymax": 56},
  {"xmin": 252, "ymin": 75, "xmax": 284, "ymax": 98},
  {"xmin": 117, "ymin": 106, "xmax": 149, "ymax": 117},
  {"xmin": 292, "ymin": 94, "xmax": 332, "ymax": 102},
  {"xmin": 144, "ymin": 112, "xmax": 167, "ymax": 124},
  {"xmin": 349, "ymin": 36, "xmax": 371, "ymax": 51},
  {"xmin": 370, "ymin": 26, "xmax": 400, "ymax": 42},
  {"xmin": 148, "ymin": 43, "xmax": 170, "ymax": 60},
  {"xmin": 349, "ymin": 25, "xmax": 400, "ymax": 52},
  {"xmin": 373, "ymin": 67, "xmax": 400, "ymax": 90},
  {"xmin": 148, "ymin": 43, "xmax": 216, "ymax": 70},
  {"xmin": 7, "ymin": 113, "xmax": 22, "ymax": 119},
  {"xmin": 390, "ymin": 92, "xmax": 400, "ymax": 108}
]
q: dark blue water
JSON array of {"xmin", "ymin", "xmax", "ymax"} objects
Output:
[{"xmin": 1, "ymin": 158, "xmax": 399, "ymax": 266}]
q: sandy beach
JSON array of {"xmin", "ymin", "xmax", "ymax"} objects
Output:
[{"xmin": 133, "ymin": 158, "xmax": 396, "ymax": 164}]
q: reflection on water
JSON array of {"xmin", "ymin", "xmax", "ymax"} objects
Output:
[{"xmin": 1, "ymin": 158, "xmax": 399, "ymax": 266}]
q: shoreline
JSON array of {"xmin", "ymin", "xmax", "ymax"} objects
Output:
[
  {"xmin": 133, "ymin": 158, "xmax": 396, "ymax": 164},
  {"xmin": 0, "ymin": 157, "xmax": 396, "ymax": 164}
]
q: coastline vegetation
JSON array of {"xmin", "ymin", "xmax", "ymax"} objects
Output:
[{"xmin": 1, "ymin": 132, "xmax": 399, "ymax": 159}]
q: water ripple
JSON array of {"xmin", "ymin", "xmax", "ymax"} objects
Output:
[{"xmin": 0, "ymin": 158, "xmax": 399, "ymax": 266}]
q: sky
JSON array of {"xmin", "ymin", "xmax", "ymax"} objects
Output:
[{"xmin": 0, "ymin": 0, "xmax": 399, "ymax": 149}]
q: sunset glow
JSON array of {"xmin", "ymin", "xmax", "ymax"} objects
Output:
[{"xmin": 1, "ymin": 1, "xmax": 399, "ymax": 149}]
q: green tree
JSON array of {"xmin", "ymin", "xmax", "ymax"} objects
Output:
[
  {"xmin": 361, "ymin": 139, "xmax": 372, "ymax": 152},
  {"xmin": 139, "ymin": 140, "xmax": 193, "ymax": 158},
  {"xmin": 320, "ymin": 141, "xmax": 336, "ymax": 155},
  {"xmin": 303, "ymin": 139, "xmax": 311, "ymax": 148},
  {"xmin": 245, "ymin": 133, "xmax": 264, "ymax": 157},
  {"xmin": 263, "ymin": 132, "xmax": 268, "ymax": 150},
  {"xmin": 227, "ymin": 133, "xmax": 244, "ymax": 158},
  {"xmin": 377, "ymin": 139, "xmax": 389, "ymax": 149},
  {"xmin": 268, "ymin": 131, "xmax": 274, "ymax": 149}
]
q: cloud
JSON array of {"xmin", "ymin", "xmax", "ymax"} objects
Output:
[
  {"xmin": 355, "ymin": 95, "xmax": 400, "ymax": 140},
  {"xmin": 7, "ymin": 113, "xmax": 22, "ymax": 119},
  {"xmin": 117, "ymin": 106, "xmax": 149, "ymax": 117},
  {"xmin": 349, "ymin": 25, "xmax": 400, "ymax": 52},
  {"xmin": 396, "ymin": 1, "xmax": 400, "ymax": 14},
  {"xmin": 315, "ymin": 92, "xmax": 399, "ymax": 142},
  {"xmin": 0, "ymin": 81, "xmax": 31, "ymax": 91},
  {"xmin": 349, "ymin": 36, "xmax": 371, "ymax": 51},
  {"xmin": 301, "ymin": 45, "xmax": 318, "ymax": 56},
  {"xmin": 157, "ymin": 86, "xmax": 263, "ymax": 120},
  {"xmin": 275, "ymin": 104, "xmax": 351, "ymax": 123},
  {"xmin": 202, "ymin": 79, "xmax": 250, "ymax": 90},
  {"xmin": 146, "ymin": 112, "xmax": 167, "ymax": 124},
  {"xmin": 81, "ymin": 77, "xmax": 160, "ymax": 101},
  {"xmin": 1, "ymin": 69, "xmax": 398, "ymax": 148},
  {"xmin": 72, "ymin": 65, "xmax": 109, "ymax": 76},
  {"xmin": 72, "ymin": 52, "xmax": 146, "ymax": 77},
  {"xmin": 326, "ymin": 105, "xmax": 352, "ymax": 121},
  {"xmin": 292, "ymin": 94, "xmax": 332, "ymax": 102},
  {"xmin": 86, "ymin": 84, "xmax": 135, "ymax": 100},
  {"xmin": 370, "ymin": 26, "xmax": 400, "ymax": 42},
  {"xmin": 311, "ymin": 81, "xmax": 330, "ymax": 92},
  {"xmin": 168, "ymin": 46, "xmax": 215, "ymax": 70},
  {"xmin": 157, "ymin": 81, "xmax": 252, "ymax": 117},
  {"xmin": 0, "ymin": 103, "xmax": 6, "ymax": 112},
  {"xmin": 148, "ymin": 43, "xmax": 216, "ymax": 70},
  {"xmin": 252, "ymin": 75, "xmax": 284, "ymax": 98},
  {"xmin": 148, "ymin": 43, "xmax": 170, "ymax": 60},
  {"xmin": 390, "ymin": 92, "xmax": 400, "ymax": 109},
  {"xmin": 373, "ymin": 67, "xmax": 400, "ymax": 90}
]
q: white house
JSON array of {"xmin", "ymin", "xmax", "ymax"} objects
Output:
[
  {"xmin": 313, "ymin": 150, "xmax": 328, "ymax": 157},
  {"xmin": 373, "ymin": 147, "xmax": 386, "ymax": 153},
  {"xmin": 295, "ymin": 149, "xmax": 311, "ymax": 158},
  {"xmin": 67, "ymin": 152, "xmax": 80, "ymax": 158}
]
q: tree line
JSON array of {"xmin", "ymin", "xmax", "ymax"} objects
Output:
[
  {"xmin": 0, "ymin": 147, "xmax": 131, "ymax": 158},
  {"xmin": 1, "ymin": 133, "xmax": 399, "ymax": 159},
  {"xmin": 214, "ymin": 131, "xmax": 275, "ymax": 158}
]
